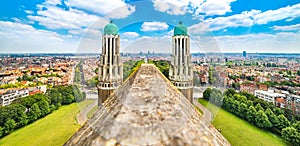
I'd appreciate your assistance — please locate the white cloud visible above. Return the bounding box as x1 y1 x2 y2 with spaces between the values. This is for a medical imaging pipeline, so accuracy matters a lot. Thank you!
141 21 169 31
65 0 135 19
44 0 62 5
28 6 105 30
196 0 236 16
190 3 300 32
272 24 300 31
153 0 187 15
189 10 260 33
152 0 236 17
122 32 139 38
0 21 79 53
12 18 22 23
253 3 300 24
24 10 34 14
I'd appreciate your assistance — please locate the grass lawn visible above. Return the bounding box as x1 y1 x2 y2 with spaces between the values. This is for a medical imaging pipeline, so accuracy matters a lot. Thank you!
0 100 92 146
76 99 94 110
198 99 288 146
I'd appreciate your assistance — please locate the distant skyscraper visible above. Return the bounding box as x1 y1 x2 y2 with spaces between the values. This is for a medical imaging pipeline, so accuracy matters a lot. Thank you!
169 22 193 103
243 51 247 57
97 21 123 105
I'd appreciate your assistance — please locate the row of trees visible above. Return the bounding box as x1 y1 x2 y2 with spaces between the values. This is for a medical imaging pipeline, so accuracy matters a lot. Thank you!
203 88 299 145
123 60 139 80
0 85 85 138
86 76 98 87
262 80 300 88
74 61 83 84
86 60 171 87
16 73 63 82
148 60 170 79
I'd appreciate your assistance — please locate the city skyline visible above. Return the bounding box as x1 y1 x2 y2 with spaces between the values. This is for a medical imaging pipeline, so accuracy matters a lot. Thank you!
1 0 300 53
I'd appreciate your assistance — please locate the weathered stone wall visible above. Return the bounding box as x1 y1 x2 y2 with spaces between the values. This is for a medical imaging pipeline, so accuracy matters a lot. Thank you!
179 88 193 103
97 88 114 105
65 64 230 146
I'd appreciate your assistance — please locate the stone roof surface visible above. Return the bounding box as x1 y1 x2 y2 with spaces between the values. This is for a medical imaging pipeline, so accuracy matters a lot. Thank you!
65 64 230 146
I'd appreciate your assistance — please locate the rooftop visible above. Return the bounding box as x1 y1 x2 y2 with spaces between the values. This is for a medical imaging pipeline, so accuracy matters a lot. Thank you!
65 64 229 146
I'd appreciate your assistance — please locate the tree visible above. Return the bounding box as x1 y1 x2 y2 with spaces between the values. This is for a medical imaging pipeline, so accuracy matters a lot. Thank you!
238 103 248 119
293 121 300 133
297 70 300 76
4 119 16 134
246 106 257 123
203 88 212 100
221 96 229 110
281 127 300 145
16 111 28 128
62 93 75 105
246 100 253 108
224 88 236 97
277 114 290 130
255 110 272 129
234 94 247 102
152 60 170 78
232 100 240 115
265 108 279 128
86 76 98 87
240 91 256 100
274 108 284 116
73 85 85 102
28 103 42 122
0 127 3 137
210 91 223 106
47 89 62 109
255 103 264 112
37 100 50 117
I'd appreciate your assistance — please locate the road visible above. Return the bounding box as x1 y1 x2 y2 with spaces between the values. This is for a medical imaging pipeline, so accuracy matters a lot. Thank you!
76 85 99 125
68 62 77 85
76 99 98 125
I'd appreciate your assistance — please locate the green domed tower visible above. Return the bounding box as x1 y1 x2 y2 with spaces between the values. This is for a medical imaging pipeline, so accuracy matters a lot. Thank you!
170 21 193 103
98 21 123 105
104 21 119 35
174 21 188 36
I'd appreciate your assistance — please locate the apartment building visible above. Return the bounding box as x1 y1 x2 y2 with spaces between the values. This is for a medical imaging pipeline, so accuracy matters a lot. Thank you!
0 89 29 106
255 89 300 115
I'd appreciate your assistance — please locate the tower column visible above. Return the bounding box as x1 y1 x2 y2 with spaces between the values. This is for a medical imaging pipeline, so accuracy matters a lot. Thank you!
98 22 123 106
169 22 193 103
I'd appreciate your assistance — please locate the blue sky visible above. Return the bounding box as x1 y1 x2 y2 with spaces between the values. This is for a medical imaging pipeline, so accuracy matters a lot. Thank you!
0 0 300 53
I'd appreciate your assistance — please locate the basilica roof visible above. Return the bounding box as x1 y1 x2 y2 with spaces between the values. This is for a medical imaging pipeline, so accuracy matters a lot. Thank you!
65 64 230 146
